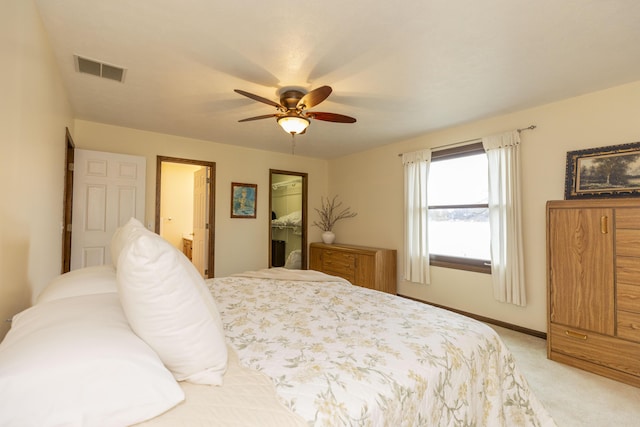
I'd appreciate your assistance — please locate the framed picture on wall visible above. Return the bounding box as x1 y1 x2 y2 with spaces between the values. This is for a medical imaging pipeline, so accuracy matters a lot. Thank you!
231 182 257 218
565 141 640 199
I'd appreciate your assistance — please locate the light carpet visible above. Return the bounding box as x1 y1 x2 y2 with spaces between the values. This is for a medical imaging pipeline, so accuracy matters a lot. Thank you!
491 325 640 427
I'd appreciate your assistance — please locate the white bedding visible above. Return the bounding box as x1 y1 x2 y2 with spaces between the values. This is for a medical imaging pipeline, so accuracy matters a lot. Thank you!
145 268 555 426
136 345 306 427
272 210 302 227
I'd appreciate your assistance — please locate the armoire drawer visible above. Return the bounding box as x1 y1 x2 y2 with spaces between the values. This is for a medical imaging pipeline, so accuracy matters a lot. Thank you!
616 229 640 257
615 208 640 229
549 323 640 378
617 283 640 313
617 311 640 343
616 257 640 286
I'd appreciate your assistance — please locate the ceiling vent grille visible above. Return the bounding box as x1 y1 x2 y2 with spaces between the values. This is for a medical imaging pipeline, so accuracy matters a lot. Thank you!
74 55 126 83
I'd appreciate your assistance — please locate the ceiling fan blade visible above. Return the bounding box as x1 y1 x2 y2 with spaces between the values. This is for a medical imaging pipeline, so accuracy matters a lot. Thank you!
238 114 279 122
234 89 282 109
297 86 332 109
307 112 357 123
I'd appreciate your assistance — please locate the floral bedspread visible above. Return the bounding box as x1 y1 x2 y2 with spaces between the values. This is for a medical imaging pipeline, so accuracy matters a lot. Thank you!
208 270 555 427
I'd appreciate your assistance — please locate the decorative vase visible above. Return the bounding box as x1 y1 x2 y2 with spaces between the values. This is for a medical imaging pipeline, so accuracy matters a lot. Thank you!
321 231 335 244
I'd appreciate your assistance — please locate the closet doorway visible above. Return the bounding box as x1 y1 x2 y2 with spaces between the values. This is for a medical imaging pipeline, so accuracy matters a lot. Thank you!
156 156 216 278
269 169 307 269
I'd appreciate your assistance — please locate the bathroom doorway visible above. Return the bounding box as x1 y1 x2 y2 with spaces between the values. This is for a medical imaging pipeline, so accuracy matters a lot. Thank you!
155 156 216 278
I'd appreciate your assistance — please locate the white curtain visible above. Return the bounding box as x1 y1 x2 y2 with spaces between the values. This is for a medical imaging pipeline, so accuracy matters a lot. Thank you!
482 131 526 306
402 149 431 284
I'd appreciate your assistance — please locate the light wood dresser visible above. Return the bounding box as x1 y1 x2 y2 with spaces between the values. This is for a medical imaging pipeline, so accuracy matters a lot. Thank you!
547 199 640 387
309 242 397 294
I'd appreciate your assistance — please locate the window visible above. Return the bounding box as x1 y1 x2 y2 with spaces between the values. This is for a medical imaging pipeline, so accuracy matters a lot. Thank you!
427 142 491 273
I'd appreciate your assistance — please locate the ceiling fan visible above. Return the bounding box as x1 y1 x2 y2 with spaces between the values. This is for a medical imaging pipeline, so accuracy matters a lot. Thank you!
234 86 356 135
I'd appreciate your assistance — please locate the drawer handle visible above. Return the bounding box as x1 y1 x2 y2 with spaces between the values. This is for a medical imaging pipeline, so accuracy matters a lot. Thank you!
565 330 588 340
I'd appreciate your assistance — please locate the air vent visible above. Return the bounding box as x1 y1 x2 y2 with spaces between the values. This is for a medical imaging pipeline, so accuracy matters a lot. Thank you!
74 55 126 83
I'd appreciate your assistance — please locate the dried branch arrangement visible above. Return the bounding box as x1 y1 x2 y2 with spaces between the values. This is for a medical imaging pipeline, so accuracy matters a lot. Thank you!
312 195 357 231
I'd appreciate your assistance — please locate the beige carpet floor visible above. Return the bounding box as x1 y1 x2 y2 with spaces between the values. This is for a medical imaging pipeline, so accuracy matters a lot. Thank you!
491 325 640 427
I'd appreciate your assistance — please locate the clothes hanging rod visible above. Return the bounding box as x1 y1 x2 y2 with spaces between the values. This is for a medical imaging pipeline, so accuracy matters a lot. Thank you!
397 125 537 157
271 178 302 190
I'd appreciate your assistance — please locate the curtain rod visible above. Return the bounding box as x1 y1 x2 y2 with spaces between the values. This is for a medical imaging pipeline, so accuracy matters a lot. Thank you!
397 125 537 157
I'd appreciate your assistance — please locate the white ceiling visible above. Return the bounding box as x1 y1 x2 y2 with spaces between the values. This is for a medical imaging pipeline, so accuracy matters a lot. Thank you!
35 0 640 159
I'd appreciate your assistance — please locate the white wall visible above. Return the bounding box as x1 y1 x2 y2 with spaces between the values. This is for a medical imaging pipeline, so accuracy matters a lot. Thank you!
5 0 640 340
72 120 329 277
0 0 74 339
329 80 640 333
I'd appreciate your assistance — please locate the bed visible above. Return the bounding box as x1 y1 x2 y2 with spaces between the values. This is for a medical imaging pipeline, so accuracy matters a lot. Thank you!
191 269 555 426
0 219 556 426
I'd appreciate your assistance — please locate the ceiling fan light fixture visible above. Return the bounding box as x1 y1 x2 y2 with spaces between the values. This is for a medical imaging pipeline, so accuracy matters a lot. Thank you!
277 116 310 135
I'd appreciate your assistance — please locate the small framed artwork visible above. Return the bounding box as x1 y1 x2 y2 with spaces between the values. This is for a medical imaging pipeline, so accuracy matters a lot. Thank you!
565 141 640 199
230 182 257 218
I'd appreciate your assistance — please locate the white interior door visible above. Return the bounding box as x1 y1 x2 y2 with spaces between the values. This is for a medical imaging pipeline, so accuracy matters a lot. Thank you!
192 167 208 277
71 149 146 269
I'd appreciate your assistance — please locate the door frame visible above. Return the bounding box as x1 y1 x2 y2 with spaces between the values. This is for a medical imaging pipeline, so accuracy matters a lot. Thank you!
61 127 75 273
156 156 216 278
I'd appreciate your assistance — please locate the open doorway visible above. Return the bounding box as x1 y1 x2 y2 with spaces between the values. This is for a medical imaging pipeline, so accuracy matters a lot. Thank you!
155 156 216 278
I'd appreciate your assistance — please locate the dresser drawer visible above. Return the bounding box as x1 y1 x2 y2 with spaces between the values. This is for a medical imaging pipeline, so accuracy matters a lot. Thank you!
617 283 640 313
616 229 640 257
618 311 640 343
549 323 640 377
323 250 355 270
324 269 355 284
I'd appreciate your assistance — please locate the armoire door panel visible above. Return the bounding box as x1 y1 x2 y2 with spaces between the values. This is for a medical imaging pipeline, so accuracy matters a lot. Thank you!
548 208 614 335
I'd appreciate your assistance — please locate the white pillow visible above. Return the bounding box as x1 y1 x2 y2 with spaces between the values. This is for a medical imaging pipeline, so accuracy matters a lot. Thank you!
110 217 148 265
36 265 117 304
0 293 184 427
117 231 228 385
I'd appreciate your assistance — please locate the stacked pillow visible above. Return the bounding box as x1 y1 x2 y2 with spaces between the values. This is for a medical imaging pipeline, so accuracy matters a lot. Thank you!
35 264 117 304
0 217 229 426
114 218 228 385
0 292 184 426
